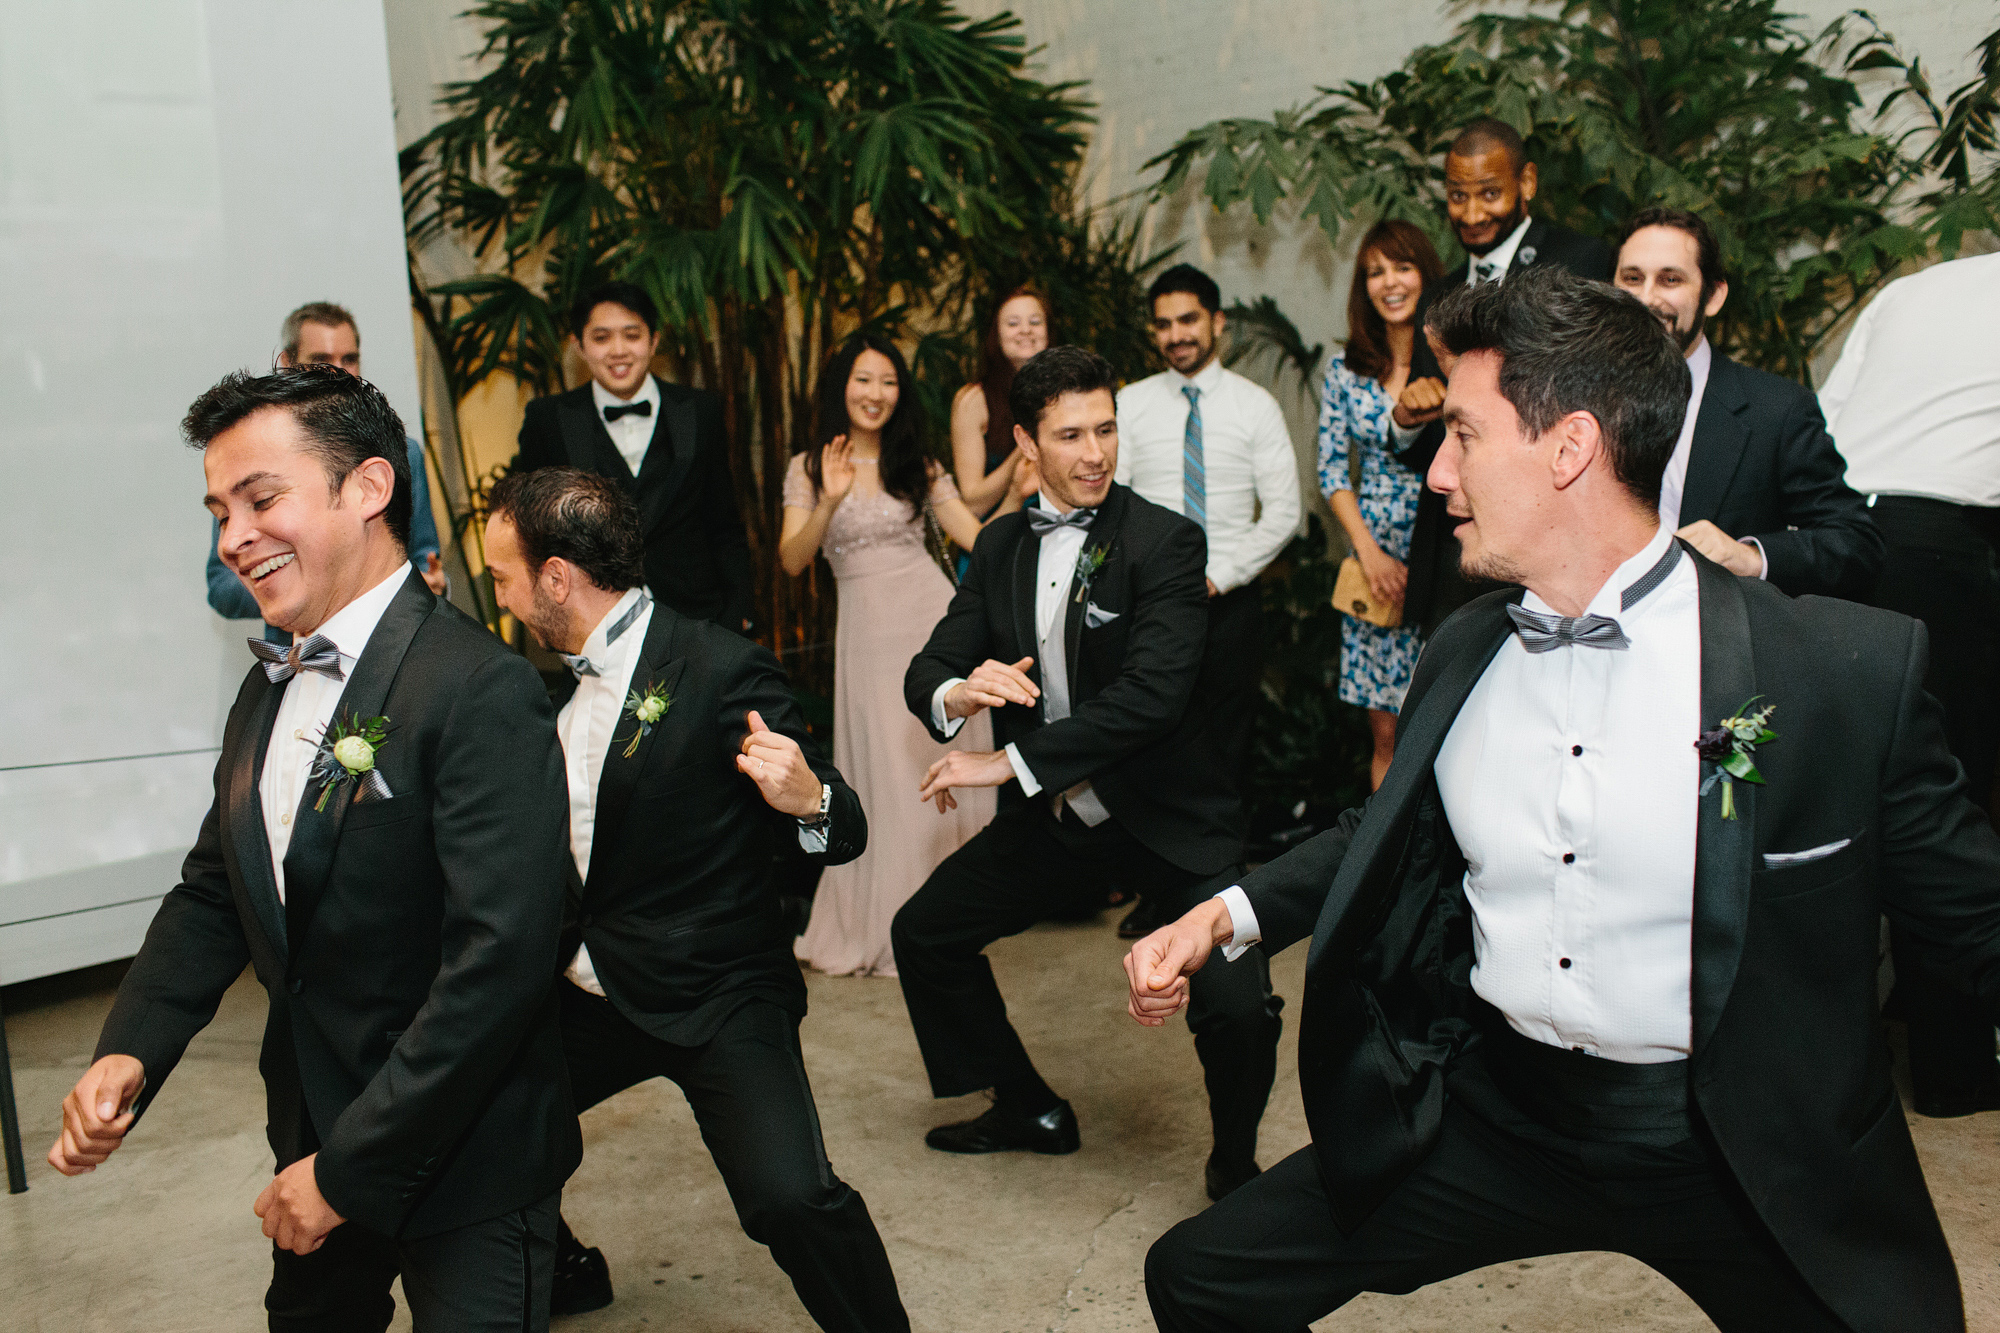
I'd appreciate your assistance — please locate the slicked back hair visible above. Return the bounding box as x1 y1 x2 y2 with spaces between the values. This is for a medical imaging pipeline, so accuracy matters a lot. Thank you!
1009 345 1117 436
1449 118 1528 176
1425 266 1690 509
184 365 412 550
570 280 659 339
487 467 646 593
280 301 358 360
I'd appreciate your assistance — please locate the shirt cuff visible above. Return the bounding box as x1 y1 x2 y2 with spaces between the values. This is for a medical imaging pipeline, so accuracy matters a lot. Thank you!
1005 742 1041 796
796 823 829 853
1215 886 1261 962
1740 535 1769 580
931 678 968 738
1389 417 1422 448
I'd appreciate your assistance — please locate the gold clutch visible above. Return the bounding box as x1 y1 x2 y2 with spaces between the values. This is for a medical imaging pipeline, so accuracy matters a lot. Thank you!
1333 556 1402 628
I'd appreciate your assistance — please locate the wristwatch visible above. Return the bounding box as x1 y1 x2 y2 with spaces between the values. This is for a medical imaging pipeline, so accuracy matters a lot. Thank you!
797 783 833 833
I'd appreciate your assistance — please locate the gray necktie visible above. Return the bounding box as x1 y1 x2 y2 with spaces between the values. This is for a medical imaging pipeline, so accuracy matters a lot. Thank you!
249 633 344 684
1474 259 1500 284
1181 385 1206 530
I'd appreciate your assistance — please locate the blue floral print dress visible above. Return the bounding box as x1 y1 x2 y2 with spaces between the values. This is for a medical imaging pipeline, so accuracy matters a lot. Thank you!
1317 357 1423 713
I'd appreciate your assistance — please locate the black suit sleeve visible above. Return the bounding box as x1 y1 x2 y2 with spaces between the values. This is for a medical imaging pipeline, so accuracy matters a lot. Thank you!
312 651 570 1231
1011 520 1210 794
512 398 563 474
905 528 1000 741
1236 802 1370 956
1746 391 1883 598
93 755 253 1117
1876 619 2000 1022
694 392 755 630
720 640 866 866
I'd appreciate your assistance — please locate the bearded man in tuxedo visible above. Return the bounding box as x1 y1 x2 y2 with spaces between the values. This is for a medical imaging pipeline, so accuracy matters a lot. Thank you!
51 366 578 1331
1130 267 2000 1333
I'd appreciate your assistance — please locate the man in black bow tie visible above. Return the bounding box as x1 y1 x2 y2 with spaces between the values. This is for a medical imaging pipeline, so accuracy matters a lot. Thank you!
895 346 1284 1202
1132 267 2000 1333
512 281 755 632
53 366 578 1330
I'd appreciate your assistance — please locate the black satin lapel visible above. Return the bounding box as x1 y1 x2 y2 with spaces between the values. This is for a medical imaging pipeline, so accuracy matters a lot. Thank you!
561 392 637 487
1690 547 1756 1060
1677 357 1751 524
636 387 696 535
1010 527 1039 676
588 623 691 892
1306 594 1516 974
227 672 288 956
284 573 432 957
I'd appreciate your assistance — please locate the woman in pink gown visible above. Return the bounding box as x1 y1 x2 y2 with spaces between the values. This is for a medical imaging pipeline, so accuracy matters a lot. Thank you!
779 335 1024 976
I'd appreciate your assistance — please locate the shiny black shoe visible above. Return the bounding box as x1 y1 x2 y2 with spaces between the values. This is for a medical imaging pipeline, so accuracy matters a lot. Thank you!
1914 1081 2000 1118
926 1098 1080 1154
1205 1153 1261 1202
551 1238 614 1316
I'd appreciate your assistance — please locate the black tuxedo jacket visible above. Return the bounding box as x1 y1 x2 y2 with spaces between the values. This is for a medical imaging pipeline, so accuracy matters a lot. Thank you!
514 376 754 629
553 605 864 1047
904 483 1241 875
1238 546 2000 1333
1679 349 1883 598
96 573 580 1239
1400 218 1618 633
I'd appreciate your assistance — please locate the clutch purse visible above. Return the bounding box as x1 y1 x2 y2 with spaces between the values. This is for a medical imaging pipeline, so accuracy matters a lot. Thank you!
1333 555 1402 628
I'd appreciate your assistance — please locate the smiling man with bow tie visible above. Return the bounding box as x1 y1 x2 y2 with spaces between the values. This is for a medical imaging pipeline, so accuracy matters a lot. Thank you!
1129 267 2000 1333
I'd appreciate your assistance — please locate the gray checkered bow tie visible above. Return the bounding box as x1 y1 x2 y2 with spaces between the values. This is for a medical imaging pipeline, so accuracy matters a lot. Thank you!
1505 605 1630 653
248 633 345 683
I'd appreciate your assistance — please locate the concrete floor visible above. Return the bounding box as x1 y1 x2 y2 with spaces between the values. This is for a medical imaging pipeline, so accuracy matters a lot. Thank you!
3 915 1996 1332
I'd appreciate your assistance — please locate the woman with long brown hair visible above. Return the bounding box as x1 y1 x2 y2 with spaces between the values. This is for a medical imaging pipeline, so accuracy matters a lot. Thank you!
1318 219 1445 789
948 286 1051 515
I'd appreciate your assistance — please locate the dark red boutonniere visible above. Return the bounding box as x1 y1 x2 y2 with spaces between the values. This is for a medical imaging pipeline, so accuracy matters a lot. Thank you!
1695 697 1777 821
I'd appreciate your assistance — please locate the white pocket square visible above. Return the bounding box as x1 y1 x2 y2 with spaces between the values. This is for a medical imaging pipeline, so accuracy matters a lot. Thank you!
1762 837 1851 869
1084 603 1120 628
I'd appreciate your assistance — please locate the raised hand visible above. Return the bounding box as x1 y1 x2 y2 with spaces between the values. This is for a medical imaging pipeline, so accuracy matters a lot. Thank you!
254 1153 345 1255
944 657 1038 721
821 434 858 502
49 1053 145 1175
1123 898 1234 1026
1391 375 1447 429
1675 520 1763 577
737 709 823 817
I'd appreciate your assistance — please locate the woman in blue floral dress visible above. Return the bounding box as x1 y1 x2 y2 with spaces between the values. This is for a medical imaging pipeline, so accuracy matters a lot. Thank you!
1317 219 1445 788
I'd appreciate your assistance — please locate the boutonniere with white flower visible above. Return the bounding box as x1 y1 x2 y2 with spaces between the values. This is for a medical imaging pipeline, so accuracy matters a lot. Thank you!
1073 542 1109 604
1695 697 1776 821
617 679 672 759
310 711 392 811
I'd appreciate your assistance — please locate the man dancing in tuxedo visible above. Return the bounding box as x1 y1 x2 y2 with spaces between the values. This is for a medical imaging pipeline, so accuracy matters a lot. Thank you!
896 346 1284 1202
1130 267 2000 1333
482 467 910 1331
52 366 579 1330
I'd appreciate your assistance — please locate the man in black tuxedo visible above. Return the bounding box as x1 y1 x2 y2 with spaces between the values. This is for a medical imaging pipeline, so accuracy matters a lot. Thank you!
1614 206 1881 598
895 346 1283 1203
52 367 579 1331
1396 118 1618 635
512 280 754 632
482 467 909 1331
1130 268 2000 1333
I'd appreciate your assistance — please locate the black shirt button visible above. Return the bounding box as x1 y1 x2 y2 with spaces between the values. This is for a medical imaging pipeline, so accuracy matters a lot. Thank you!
1562 852 1576 864
1559 957 1572 969
1571 745 1583 756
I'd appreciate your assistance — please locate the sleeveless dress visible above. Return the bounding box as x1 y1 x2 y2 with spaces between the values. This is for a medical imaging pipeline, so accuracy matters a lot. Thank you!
785 454 996 976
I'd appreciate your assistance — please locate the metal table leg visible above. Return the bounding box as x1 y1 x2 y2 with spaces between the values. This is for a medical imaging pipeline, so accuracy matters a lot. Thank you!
0 988 27 1193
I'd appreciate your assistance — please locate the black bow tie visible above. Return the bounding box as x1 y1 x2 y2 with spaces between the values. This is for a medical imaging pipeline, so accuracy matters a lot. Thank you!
603 400 652 422
1027 506 1096 535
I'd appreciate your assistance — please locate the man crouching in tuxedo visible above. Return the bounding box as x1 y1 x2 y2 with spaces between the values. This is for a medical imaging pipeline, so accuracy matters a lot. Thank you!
1130 267 2000 1333
896 346 1284 1202
52 366 579 1330
482 467 910 1331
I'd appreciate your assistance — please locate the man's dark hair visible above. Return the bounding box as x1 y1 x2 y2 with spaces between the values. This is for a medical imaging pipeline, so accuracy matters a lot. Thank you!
183 365 412 549
280 301 358 359
570 281 660 339
487 467 646 593
1009 345 1118 435
1147 263 1222 315
1449 118 1528 175
1616 206 1725 298
1426 266 1690 508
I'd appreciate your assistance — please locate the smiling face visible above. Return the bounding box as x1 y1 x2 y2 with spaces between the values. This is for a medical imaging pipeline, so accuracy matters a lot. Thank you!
203 407 396 635
1445 147 1535 257
1150 291 1222 376
1015 387 1117 511
995 294 1050 367
1427 350 1555 585
1363 249 1425 327
1614 224 1727 354
574 301 661 399
844 348 900 443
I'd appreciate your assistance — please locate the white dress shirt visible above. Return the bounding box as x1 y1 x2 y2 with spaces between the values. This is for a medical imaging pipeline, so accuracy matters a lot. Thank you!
1221 525 1701 1063
1115 360 1301 592
1465 215 1534 284
591 375 663 477
1819 252 2000 507
1657 336 1714 529
260 566 414 902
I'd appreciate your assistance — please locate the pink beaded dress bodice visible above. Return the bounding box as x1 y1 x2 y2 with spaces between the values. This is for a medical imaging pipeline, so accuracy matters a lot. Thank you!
783 453 960 581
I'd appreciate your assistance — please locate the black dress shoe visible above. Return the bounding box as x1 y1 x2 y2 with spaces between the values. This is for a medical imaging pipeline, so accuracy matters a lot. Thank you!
1914 1081 2000 1118
926 1098 1080 1154
1205 1153 1261 1202
551 1239 614 1316
1118 895 1171 940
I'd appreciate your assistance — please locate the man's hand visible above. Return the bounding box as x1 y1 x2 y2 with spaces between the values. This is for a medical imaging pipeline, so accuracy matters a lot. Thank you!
420 552 447 595
49 1054 145 1175
1206 578 1221 598
254 1153 345 1256
738 709 823 817
1675 520 1762 576
1391 376 1447 429
944 657 1039 721
917 749 1016 813
1124 899 1236 1026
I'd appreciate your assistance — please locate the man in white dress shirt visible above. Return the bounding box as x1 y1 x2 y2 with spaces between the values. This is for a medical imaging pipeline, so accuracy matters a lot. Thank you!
1128 267 2000 1333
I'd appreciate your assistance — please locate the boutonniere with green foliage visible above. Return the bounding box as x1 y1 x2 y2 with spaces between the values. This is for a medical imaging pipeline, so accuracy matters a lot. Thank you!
310 711 392 811
1073 542 1109 604
1695 697 1776 821
617 679 672 759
